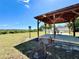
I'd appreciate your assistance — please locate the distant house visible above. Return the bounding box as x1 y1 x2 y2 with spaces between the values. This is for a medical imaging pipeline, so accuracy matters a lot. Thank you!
47 26 68 34
57 26 69 33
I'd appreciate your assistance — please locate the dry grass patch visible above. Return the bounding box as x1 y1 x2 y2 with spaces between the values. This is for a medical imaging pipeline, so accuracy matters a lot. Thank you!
0 32 44 59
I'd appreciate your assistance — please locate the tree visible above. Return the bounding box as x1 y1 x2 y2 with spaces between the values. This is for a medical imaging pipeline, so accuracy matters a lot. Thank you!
66 17 79 32
39 24 52 31
75 17 79 31
67 22 73 34
75 17 79 27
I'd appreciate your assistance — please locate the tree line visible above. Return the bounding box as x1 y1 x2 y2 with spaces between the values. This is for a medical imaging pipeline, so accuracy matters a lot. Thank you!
0 29 37 35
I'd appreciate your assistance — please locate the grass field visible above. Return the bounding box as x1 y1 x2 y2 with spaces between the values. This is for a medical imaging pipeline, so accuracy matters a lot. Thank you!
0 32 44 59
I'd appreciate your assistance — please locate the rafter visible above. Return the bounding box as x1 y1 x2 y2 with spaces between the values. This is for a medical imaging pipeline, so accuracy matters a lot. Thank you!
71 10 79 15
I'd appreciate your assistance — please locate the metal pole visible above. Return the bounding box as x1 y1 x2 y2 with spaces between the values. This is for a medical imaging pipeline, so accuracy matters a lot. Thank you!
29 26 31 38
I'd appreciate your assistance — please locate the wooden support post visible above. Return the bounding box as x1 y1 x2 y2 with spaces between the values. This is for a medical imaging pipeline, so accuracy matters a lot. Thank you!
72 19 76 37
53 14 56 38
37 20 40 38
69 21 71 35
45 23 46 34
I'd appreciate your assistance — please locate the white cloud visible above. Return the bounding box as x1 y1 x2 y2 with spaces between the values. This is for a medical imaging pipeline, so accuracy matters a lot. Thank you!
25 4 30 8
19 0 30 8
23 0 30 3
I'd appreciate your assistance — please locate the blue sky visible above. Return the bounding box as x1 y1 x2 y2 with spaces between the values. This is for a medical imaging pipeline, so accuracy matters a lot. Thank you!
0 0 79 29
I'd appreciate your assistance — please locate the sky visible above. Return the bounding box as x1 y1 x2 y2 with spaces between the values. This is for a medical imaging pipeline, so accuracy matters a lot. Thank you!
0 0 79 29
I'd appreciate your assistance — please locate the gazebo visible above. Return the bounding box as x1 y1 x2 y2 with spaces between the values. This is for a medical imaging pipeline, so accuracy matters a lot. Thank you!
34 3 79 38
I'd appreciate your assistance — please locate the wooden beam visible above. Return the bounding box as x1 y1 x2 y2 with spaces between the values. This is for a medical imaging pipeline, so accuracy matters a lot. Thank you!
71 10 79 15
47 7 79 16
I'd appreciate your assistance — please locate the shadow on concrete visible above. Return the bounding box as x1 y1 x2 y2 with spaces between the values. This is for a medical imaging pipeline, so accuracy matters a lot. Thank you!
14 37 79 59
14 38 39 58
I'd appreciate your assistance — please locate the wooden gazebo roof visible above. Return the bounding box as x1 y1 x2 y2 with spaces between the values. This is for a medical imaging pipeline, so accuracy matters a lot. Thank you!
35 3 79 24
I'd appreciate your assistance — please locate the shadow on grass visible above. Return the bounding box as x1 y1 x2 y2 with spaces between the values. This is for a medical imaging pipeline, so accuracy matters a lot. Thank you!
14 38 39 58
